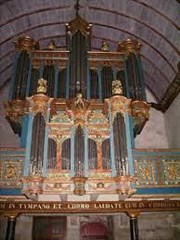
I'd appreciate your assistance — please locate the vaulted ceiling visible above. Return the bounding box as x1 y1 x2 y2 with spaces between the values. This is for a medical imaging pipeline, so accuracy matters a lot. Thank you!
0 0 179 101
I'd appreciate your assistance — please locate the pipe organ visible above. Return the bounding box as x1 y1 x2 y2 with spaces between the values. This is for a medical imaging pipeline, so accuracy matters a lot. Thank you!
5 15 150 200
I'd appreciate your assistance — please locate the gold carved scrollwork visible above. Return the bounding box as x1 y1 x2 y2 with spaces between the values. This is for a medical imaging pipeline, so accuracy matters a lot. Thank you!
66 16 91 36
27 94 52 116
72 176 87 196
131 101 150 122
4 99 27 123
66 95 91 127
167 163 179 180
114 175 137 196
48 127 71 143
22 175 44 197
106 95 131 119
5 164 17 180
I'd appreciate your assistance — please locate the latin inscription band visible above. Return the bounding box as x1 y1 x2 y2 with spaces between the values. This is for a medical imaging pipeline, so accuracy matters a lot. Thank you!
0 200 180 215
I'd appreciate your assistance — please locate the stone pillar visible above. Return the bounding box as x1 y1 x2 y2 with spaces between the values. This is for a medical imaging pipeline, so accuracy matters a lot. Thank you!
5 215 17 240
127 212 140 240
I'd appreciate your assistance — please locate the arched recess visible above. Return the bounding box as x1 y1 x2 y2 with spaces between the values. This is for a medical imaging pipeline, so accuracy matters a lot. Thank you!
88 139 97 169
102 138 111 169
62 138 71 170
81 222 109 240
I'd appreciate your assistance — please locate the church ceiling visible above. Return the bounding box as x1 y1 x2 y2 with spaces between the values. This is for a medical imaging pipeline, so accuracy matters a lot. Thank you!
0 0 179 101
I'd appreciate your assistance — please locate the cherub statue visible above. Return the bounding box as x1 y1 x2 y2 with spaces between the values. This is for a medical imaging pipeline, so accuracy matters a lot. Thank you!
75 93 84 108
112 80 123 95
37 78 47 94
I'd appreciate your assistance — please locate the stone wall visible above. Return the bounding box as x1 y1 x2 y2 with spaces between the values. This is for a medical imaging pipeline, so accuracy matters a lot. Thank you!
135 90 169 148
1 212 180 240
113 212 180 240
165 93 180 148
0 85 20 147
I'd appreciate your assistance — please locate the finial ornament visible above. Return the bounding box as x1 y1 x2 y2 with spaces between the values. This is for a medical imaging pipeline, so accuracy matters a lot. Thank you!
112 80 123 95
37 78 47 94
47 40 56 50
75 0 80 17
101 40 110 52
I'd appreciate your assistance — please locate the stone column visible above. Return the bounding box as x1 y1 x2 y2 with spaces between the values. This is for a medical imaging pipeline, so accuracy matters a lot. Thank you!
5 215 17 240
127 212 140 240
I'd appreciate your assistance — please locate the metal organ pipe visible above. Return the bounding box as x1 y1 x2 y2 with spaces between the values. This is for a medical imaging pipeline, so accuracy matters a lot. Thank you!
30 113 45 173
113 113 128 176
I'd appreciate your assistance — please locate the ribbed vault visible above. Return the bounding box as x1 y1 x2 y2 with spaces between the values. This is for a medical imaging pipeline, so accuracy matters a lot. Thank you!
0 0 179 101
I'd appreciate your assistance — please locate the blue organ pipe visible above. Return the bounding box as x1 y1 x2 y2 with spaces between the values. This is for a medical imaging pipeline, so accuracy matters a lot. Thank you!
109 111 116 176
43 105 51 176
24 114 34 176
125 113 134 176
